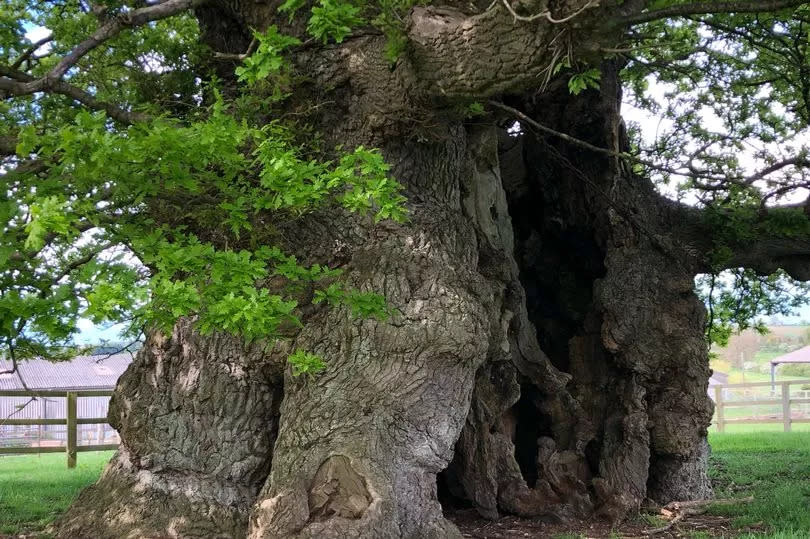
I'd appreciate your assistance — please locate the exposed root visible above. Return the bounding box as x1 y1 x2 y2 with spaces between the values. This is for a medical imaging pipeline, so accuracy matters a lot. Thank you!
642 497 754 536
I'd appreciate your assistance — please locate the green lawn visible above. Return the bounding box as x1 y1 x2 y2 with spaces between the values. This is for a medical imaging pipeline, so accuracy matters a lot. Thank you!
1 437 810 537
708 432 810 538
0 451 113 535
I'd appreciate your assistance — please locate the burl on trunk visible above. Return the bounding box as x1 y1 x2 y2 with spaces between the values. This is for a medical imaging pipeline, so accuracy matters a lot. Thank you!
54 2 713 537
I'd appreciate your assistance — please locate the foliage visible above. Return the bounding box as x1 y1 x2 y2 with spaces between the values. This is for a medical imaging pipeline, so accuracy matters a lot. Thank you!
235 26 300 87
780 362 810 377
288 349 328 376
697 270 810 347
3 0 810 370
308 0 365 43
567 68 601 96
615 3 810 347
0 2 408 376
623 3 810 206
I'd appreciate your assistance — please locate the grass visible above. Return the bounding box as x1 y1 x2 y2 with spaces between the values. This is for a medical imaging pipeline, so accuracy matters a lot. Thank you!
0 451 113 535
707 432 810 537
1 436 810 537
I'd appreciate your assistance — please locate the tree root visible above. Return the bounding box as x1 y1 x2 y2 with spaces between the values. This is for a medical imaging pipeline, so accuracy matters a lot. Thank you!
642 496 754 536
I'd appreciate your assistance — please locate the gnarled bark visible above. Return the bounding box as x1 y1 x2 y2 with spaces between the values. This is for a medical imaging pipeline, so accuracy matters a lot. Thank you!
441 67 713 523
55 319 283 538
55 3 719 538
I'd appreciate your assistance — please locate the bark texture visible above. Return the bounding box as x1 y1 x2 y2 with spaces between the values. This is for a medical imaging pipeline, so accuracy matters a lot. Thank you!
55 319 283 538
55 2 717 537
440 66 713 524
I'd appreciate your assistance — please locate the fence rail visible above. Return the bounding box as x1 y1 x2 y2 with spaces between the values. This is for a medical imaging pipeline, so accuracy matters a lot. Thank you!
713 379 810 432
0 389 116 467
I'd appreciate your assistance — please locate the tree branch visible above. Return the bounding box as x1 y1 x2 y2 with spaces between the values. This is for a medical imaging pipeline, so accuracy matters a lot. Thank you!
667 201 810 280
47 0 207 81
489 100 618 156
619 0 807 26
406 2 600 98
0 65 151 125
745 157 810 185
10 34 54 71
4 0 206 96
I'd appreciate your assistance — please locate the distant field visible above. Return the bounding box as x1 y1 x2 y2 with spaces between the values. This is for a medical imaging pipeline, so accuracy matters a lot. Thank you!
709 422 810 434
0 451 113 535
753 350 785 363
724 370 807 384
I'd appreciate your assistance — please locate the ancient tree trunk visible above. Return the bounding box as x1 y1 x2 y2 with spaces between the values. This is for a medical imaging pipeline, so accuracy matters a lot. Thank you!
55 320 284 538
440 68 713 524
56 3 715 537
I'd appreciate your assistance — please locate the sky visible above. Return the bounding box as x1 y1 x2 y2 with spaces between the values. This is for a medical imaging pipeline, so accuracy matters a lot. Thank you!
75 319 128 344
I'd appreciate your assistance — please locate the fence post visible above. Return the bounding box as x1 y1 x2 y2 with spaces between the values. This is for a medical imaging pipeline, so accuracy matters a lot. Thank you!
714 386 725 433
782 382 791 433
66 392 77 468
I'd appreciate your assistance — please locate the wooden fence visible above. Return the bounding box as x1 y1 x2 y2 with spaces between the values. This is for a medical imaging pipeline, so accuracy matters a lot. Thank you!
0 389 118 467
713 379 810 432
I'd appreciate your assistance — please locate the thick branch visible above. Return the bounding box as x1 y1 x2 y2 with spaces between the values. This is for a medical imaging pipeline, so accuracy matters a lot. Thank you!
746 157 810 185
406 2 603 98
0 65 150 125
665 201 810 280
0 135 17 157
619 0 807 26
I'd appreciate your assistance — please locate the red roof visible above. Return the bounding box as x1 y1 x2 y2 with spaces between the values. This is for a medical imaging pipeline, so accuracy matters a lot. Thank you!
770 345 810 365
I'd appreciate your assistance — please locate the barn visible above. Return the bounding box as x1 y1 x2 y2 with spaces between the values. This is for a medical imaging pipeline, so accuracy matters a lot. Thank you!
0 354 132 450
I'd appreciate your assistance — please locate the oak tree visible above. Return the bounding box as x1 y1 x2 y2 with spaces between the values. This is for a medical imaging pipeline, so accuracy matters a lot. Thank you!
2 0 810 536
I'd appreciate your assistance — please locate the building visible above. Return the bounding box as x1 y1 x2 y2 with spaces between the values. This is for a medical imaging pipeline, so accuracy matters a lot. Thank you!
0 354 133 449
708 371 729 400
770 345 810 386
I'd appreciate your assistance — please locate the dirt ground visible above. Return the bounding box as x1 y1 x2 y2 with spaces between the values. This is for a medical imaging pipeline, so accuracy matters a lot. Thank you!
450 509 765 538
0 512 765 539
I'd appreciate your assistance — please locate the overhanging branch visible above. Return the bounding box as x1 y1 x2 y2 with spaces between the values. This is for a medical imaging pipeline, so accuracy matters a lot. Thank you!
0 65 151 125
406 2 602 98
8 0 207 96
619 0 807 26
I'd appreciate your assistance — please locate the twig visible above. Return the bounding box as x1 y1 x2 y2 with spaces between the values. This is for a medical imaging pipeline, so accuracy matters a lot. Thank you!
213 37 258 61
618 0 806 26
94 333 143 363
11 34 54 70
1 397 37 426
643 497 754 535
500 0 598 24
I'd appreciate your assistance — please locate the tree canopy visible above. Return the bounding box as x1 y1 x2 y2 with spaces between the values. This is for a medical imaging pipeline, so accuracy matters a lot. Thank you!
2 0 810 370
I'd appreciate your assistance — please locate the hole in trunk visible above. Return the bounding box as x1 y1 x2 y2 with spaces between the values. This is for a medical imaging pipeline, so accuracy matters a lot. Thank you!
498 126 608 376
436 470 474 512
512 383 553 488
